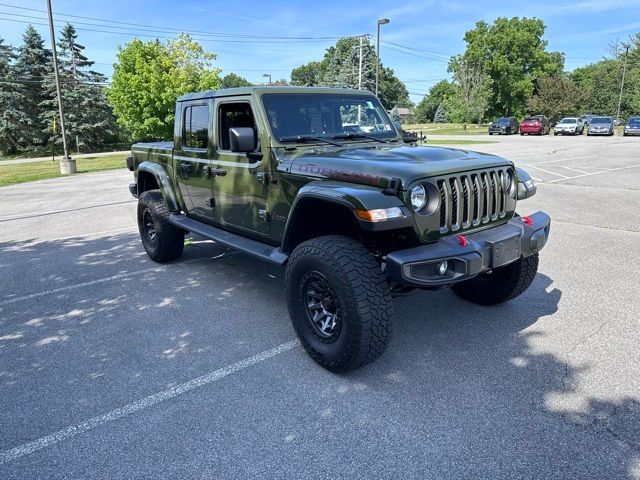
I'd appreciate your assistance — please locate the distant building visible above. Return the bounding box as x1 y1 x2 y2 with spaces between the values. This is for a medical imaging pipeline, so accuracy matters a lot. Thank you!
389 106 414 123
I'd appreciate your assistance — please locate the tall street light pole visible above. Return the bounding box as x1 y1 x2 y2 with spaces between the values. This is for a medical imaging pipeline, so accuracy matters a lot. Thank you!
46 0 75 174
616 46 629 122
376 18 389 97
262 73 272 85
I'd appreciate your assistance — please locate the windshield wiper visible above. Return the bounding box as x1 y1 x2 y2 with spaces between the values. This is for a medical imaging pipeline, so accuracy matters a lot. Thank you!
279 135 342 146
332 132 389 143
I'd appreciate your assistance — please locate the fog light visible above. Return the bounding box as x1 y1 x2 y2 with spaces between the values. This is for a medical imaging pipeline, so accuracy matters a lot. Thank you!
438 260 448 276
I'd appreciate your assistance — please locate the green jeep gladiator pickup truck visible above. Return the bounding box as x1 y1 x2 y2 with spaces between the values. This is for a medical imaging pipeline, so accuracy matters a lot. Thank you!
126 86 549 371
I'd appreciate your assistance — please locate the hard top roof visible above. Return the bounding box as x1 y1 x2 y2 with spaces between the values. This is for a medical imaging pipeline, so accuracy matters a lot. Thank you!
177 86 374 102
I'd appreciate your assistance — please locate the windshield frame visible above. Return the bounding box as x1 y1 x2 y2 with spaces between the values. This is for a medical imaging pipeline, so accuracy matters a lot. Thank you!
261 92 401 146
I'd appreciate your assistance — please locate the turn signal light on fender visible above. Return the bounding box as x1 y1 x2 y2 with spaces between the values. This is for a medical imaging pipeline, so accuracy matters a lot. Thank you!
522 215 533 226
456 234 468 247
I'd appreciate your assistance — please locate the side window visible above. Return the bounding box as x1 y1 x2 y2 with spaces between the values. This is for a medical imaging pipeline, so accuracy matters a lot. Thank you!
183 104 209 149
218 102 256 151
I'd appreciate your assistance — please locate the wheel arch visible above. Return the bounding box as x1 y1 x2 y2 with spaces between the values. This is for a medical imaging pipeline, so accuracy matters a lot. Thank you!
136 162 180 212
281 181 412 254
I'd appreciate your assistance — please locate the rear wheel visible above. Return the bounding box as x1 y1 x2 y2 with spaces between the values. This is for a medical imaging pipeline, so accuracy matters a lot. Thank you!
285 235 393 372
137 190 185 263
452 253 539 306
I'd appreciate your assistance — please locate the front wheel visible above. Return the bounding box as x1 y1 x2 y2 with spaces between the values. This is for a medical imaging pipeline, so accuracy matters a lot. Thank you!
285 235 393 372
137 190 185 263
452 253 539 306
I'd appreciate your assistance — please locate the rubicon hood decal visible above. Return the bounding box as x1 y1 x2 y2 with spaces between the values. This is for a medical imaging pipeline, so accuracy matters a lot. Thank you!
280 144 511 188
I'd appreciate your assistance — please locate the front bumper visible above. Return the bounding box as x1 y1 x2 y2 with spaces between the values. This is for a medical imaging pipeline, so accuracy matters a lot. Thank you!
385 211 550 288
624 129 640 136
588 129 611 135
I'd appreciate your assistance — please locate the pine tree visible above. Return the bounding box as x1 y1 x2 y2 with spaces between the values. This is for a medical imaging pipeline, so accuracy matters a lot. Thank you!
14 25 50 149
41 23 116 151
0 36 24 154
433 104 447 123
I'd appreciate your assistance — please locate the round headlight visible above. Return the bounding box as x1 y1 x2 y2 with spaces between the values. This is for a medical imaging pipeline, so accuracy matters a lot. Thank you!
410 184 427 211
503 170 515 197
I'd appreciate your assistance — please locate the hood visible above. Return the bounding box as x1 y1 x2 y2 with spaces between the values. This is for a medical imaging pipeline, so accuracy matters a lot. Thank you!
278 144 511 189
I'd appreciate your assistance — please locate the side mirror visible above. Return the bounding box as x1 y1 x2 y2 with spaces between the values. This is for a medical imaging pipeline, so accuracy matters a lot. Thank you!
229 127 255 153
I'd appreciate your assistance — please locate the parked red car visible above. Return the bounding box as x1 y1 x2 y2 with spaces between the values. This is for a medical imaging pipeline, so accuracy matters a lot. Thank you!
520 115 550 135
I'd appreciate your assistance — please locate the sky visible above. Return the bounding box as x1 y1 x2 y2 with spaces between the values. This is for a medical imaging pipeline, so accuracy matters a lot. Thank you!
1 0 638 104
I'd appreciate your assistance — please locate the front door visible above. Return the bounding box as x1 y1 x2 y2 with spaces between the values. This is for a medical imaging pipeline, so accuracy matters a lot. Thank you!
210 98 270 235
174 100 212 220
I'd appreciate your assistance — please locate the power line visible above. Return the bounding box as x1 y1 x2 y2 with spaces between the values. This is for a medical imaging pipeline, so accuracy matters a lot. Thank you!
0 3 343 41
382 41 452 59
0 15 337 44
380 44 449 63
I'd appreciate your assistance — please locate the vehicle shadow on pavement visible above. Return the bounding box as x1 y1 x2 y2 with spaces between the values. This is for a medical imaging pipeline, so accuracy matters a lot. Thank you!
0 234 638 478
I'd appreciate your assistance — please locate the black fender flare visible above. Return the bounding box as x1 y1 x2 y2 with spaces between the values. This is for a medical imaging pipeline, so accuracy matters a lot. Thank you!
136 161 181 212
281 181 413 252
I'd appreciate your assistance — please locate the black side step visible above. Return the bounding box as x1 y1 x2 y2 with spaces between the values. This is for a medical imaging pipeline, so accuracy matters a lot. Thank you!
168 214 288 265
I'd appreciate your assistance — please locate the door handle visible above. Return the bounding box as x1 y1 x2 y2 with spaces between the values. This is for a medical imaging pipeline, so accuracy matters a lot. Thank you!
211 167 227 177
179 162 193 172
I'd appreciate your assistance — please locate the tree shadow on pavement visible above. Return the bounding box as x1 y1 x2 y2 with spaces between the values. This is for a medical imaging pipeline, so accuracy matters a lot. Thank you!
0 234 638 479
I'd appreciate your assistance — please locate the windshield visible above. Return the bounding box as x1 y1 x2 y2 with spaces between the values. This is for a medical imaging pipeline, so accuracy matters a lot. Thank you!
262 93 397 143
495 118 510 124
559 118 577 124
591 117 612 124
627 117 640 125
523 118 539 124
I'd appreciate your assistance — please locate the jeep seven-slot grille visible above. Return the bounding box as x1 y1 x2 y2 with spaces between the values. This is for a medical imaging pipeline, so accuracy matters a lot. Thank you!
436 169 508 233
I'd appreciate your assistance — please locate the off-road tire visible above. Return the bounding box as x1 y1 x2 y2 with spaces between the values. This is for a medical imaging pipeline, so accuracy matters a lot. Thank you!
137 190 184 263
452 253 539 306
285 235 393 372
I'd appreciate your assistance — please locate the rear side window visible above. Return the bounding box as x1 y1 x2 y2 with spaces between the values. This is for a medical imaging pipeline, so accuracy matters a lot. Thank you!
183 104 209 149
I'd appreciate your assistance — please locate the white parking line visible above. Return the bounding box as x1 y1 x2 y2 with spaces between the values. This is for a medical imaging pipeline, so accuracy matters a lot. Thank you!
0 252 235 307
0 339 300 465
524 164 569 178
528 155 597 166
560 166 589 174
547 164 640 183
0 227 138 246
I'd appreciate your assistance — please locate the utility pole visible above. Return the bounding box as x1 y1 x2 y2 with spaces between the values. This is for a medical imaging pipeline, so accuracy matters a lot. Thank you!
616 45 629 121
46 0 75 174
358 35 363 90
376 18 389 97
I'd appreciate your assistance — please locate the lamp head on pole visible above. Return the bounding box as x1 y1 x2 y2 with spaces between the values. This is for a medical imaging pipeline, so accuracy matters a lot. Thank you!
377 18 390 26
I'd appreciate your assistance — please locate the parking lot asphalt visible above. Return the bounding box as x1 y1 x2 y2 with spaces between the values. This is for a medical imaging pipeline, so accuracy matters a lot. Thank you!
1 134 639 479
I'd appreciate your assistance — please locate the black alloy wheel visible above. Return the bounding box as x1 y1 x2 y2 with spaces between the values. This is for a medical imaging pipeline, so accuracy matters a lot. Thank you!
302 271 342 342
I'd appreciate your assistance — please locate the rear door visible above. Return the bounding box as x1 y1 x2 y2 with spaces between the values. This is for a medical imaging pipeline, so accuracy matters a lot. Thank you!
174 100 213 220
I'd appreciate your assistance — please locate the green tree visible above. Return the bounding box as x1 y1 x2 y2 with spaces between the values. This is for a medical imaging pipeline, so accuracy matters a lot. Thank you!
290 37 410 109
40 24 117 151
413 80 456 123
456 17 564 118
109 33 221 140
220 73 252 88
291 61 324 86
526 75 587 122
571 34 640 117
0 36 24 154
433 104 447 123
13 25 50 149
445 59 492 126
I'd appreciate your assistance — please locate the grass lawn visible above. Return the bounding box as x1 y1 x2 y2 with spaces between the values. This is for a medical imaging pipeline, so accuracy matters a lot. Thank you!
421 139 497 146
403 123 489 135
0 154 127 187
0 143 131 161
